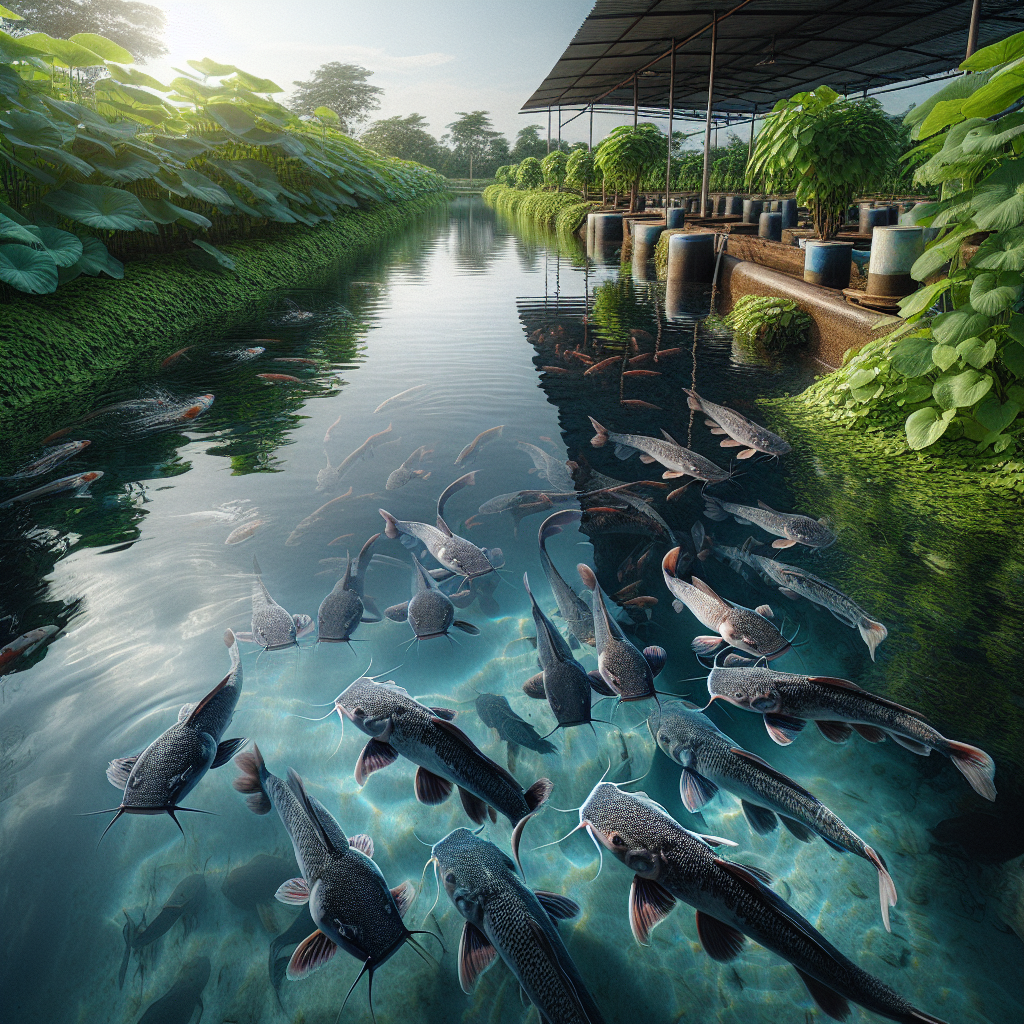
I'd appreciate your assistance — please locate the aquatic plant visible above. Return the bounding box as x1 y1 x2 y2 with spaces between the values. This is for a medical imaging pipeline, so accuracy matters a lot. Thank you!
515 156 543 190
594 124 665 213
723 295 812 353
810 29 1024 462
540 149 567 191
747 88 900 239
564 147 597 200
482 183 595 233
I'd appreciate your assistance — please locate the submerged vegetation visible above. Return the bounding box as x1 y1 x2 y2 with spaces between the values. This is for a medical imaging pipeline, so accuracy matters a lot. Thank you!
723 295 812 354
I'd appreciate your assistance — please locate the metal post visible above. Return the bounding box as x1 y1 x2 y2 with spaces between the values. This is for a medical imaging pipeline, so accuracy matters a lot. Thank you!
547 108 551 154
666 39 676 211
700 17 717 218
633 74 638 127
589 104 593 151
747 103 758 163
557 106 561 151
966 0 981 58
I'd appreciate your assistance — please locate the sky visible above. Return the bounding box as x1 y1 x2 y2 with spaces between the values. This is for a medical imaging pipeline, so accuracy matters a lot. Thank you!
144 0 950 149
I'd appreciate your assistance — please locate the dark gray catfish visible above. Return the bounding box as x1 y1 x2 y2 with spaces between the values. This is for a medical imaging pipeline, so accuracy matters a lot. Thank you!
432 828 606 1024
234 745 431 1004
384 553 479 641
577 564 665 702
662 547 791 660
684 389 791 458
517 441 576 491
222 853 295 912
650 703 897 930
379 472 497 581
95 630 247 839
136 956 210 1024
705 495 835 550
706 665 996 801
578 782 947 1024
386 444 432 490
538 509 595 648
475 690 557 754
334 676 552 865
237 556 314 650
317 532 382 644
521 571 596 734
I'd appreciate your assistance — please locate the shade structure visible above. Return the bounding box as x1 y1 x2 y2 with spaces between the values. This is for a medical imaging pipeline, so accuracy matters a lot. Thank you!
521 0 1024 117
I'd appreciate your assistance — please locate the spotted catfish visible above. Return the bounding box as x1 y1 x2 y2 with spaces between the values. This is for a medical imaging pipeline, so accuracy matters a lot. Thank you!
538 509 595 648
92 630 247 840
237 556 314 650
317 533 382 646
577 782 947 1024
431 828 606 1024
384 553 479 642
662 547 791 661
516 441 576 491
649 703 897 930
704 495 835 551
684 389 791 458
705 664 996 801
333 677 552 866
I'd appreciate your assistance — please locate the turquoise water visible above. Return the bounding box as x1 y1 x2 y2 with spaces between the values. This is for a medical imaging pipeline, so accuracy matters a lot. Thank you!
0 197 1019 1024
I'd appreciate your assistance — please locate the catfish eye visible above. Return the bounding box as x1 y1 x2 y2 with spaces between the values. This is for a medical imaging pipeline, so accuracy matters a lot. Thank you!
353 706 365 717
734 692 744 699
445 872 456 885
394 707 405 716
611 833 625 847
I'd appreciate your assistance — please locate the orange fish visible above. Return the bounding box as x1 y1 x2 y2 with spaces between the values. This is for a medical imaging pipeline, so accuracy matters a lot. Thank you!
621 400 662 410
541 366 570 375
583 356 621 377
622 369 661 377
327 533 355 546
628 353 653 366
40 427 72 444
654 347 683 359
273 357 317 366
623 595 658 608
161 347 191 369
257 373 301 383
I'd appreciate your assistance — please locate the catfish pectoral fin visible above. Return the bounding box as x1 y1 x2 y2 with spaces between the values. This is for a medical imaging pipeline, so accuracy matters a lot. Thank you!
458 786 488 824
354 738 399 785
696 911 746 961
415 767 454 805
629 875 676 945
522 672 546 699
212 737 248 768
287 930 338 980
794 968 851 1022
458 921 497 994
680 767 718 813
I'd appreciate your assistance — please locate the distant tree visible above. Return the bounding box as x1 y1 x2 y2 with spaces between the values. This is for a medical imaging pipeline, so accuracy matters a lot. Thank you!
516 156 543 190
360 113 442 167
565 148 597 199
291 62 382 132
595 124 665 212
445 110 501 180
511 124 547 162
486 133 510 168
541 150 567 191
5 0 166 61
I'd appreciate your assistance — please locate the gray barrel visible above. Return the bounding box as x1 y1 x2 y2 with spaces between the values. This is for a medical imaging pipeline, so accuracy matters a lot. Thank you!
586 213 598 253
666 207 686 229
667 232 715 284
804 240 854 289
859 206 889 234
779 199 798 229
632 223 664 280
742 199 763 224
867 225 926 296
592 213 624 245
725 196 743 216
758 211 783 242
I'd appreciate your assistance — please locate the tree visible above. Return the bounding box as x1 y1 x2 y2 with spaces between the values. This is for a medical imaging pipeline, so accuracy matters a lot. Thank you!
5 0 166 61
595 124 665 213
747 87 900 239
445 110 501 180
291 62 382 132
541 150 567 190
565 148 597 199
511 124 547 162
360 113 441 168
515 157 543 190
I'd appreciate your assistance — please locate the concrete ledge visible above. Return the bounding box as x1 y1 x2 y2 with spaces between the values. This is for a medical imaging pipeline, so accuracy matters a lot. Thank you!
718 255 883 368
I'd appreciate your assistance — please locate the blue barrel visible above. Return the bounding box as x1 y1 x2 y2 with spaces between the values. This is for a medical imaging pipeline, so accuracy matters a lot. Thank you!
632 223 664 280
666 207 686 229
667 232 715 284
859 206 888 234
867 225 925 297
725 196 743 216
742 199 763 223
758 211 783 242
779 199 798 229
804 240 854 289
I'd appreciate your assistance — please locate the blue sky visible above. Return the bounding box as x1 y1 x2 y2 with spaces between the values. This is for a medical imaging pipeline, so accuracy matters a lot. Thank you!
148 0 947 147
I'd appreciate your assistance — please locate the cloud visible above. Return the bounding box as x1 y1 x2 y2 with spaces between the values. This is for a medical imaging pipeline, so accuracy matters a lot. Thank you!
331 47 455 72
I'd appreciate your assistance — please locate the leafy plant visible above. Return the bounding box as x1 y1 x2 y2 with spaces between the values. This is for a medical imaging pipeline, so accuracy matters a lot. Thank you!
515 156 543 190
747 88 900 239
565 148 597 199
594 124 665 213
289 62 381 131
723 295 812 353
541 149 567 191
493 163 517 187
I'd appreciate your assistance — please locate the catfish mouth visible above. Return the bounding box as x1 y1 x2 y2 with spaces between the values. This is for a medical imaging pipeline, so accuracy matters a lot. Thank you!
261 640 298 651
413 631 448 640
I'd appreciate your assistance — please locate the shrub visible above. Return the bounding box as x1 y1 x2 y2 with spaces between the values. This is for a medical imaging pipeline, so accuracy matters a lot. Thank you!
565 149 597 199
541 150 568 190
594 125 665 212
515 157 544 190
724 295 812 353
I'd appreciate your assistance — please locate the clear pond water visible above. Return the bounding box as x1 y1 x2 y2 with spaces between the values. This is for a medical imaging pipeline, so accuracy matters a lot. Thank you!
0 197 1020 1024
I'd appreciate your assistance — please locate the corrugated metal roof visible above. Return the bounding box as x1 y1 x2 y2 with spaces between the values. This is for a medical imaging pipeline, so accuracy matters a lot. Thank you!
521 0 1024 116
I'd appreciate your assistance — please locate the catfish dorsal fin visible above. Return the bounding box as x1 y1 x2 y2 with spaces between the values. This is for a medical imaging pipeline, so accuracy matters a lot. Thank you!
435 514 454 538
286 768 347 853
689 577 725 604
807 677 929 720
728 748 819 802
184 672 233 726
757 499 778 513
660 429 683 447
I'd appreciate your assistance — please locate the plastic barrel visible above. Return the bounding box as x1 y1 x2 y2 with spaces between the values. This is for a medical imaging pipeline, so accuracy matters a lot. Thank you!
666 208 686 229
859 206 888 234
779 199 798 229
804 240 854 289
758 211 783 242
742 199 763 224
667 232 715 284
632 223 664 280
725 196 743 216
592 213 623 245
867 225 925 297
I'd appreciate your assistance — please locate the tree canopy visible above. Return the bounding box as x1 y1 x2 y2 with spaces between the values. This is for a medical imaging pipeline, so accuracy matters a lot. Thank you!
290 62 382 131
444 110 502 179
361 113 442 167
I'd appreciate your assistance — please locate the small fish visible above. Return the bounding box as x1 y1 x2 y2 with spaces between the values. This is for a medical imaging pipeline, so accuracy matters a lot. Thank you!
160 347 191 369
121 874 207 986
581 503 676 548
40 426 72 444
273 357 318 365
258 373 301 383
237 557 313 650
653 347 682 359
269 909 315 1004
138 394 214 428
286 488 353 546
577 564 665 703
684 389 791 458
136 956 210 1024
650 703 897 930
229 346 266 360
629 327 654 346
704 496 835 550
577 783 948 1024
327 533 355 545
589 418 730 489
517 442 575 491
662 547 791 660
586 469 677 544
385 552 478 641
623 596 657 608
431 829 606 1024
542 365 571 375
225 519 264 545
0 624 59 674
1 440 90 481
318 424 394 492
705 665 996 800
622 369 661 378
538 510 595 648
94 630 246 840
324 414 342 445
584 356 621 376
621 399 662 410
333 677 552 863
318 533 382 644
373 383 430 414
386 445 432 490
233 746 428 1010
455 424 505 466
0 470 103 509
476 690 556 753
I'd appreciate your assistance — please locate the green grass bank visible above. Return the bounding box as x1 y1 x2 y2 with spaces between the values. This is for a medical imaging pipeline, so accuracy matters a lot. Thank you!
0 192 449 421
482 183 596 237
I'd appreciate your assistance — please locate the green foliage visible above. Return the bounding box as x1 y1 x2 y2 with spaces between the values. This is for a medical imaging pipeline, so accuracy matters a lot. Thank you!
565 147 597 198
444 110 502 180
673 133 748 192
493 163 517 187
360 113 443 168
0 30 447 297
289 62 382 131
747 87 900 239
511 124 552 163
723 294 812 353
515 156 543 190
541 149 567 190
482 182 596 234
594 123 664 212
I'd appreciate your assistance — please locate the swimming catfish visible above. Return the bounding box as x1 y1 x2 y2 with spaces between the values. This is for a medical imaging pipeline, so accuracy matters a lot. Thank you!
538 510 595 648
705 664 996 801
386 445 432 490
233 745 433 1011
1 439 91 481
136 956 211 1024
577 782 947 1024
431 828 606 1024
517 441 576 491
684 389 791 458
317 533 381 645
455 425 504 466
475 691 557 756
318 424 394 492
577 564 666 703
94 630 247 840
704 495 835 550
333 676 552 865
0 470 103 509
237 556 314 650
649 703 897 930
662 547 791 661
384 553 479 642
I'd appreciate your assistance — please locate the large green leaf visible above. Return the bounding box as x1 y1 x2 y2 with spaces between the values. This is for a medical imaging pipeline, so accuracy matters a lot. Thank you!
168 75 228 103
961 58 1024 119
0 243 57 293
19 32 105 69
148 134 209 161
961 111 1024 156
89 149 163 182
206 103 258 136
932 367 993 409
190 238 236 271
25 224 83 267
42 182 157 232
971 157 1024 231
956 336 997 368
1 212 41 245
105 63 169 91
974 394 1021 434
905 71 993 138
905 406 954 449
69 33 132 63
0 145 56 184
897 279 951 318
75 234 123 278
188 57 241 78
34 145 95 176
972 226 1024 270
970 271 1023 315
139 197 213 230
931 307 991 346
0 108 64 148
891 335 936 376
227 70 283 94
0 4 24 19
961 29 1024 71
159 167 232 205
0 28 51 68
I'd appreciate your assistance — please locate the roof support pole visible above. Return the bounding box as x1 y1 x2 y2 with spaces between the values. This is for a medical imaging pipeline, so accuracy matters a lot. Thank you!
547 108 551 153
589 104 593 152
966 0 981 58
700 16 718 218
633 73 638 127
747 103 758 164
558 106 561 150
666 38 676 211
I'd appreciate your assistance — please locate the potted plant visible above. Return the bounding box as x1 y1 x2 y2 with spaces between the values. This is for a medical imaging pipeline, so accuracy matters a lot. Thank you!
595 124 665 213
